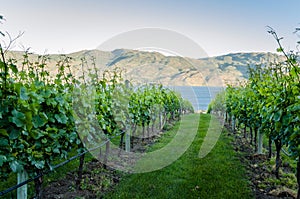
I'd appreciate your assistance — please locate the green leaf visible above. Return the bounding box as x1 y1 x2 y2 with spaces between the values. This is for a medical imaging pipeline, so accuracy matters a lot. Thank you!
0 129 9 137
22 131 28 136
276 47 283 53
0 155 7 167
53 148 60 153
290 104 300 112
55 96 65 105
20 87 29 100
45 147 51 152
41 138 47 144
32 115 43 128
42 89 52 98
32 113 47 128
9 160 23 173
9 129 21 140
9 64 18 74
11 109 26 127
33 160 45 169
46 98 57 106
40 112 48 121
25 112 33 131
26 145 33 152
55 113 68 124
0 138 9 147
14 82 21 93
273 110 282 122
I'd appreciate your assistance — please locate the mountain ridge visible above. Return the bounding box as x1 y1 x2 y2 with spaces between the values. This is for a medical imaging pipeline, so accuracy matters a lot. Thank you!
5 49 284 86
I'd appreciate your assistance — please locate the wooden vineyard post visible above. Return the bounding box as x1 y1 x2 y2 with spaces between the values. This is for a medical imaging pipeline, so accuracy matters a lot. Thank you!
76 154 85 189
125 130 130 152
104 141 110 169
297 156 300 199
98 148 102 160
17 169 28 199
232 116 236 133
159 113 163 130
257 129 263 154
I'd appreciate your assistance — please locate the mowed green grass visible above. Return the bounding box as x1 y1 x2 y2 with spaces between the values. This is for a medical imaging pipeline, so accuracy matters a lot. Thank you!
104 114 253 199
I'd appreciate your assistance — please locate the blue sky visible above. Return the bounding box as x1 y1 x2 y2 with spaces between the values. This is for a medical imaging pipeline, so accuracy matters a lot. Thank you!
1 0 300 57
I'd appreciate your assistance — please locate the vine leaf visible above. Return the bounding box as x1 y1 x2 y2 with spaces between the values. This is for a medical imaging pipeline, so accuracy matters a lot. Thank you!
9 160 23 173
0 129 8 137
9 128 21 140
20 87 29 100
0 155 7 167
11 109 26 127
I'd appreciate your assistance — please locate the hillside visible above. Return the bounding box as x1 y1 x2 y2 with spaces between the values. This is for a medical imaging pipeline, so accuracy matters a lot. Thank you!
5 49 284 86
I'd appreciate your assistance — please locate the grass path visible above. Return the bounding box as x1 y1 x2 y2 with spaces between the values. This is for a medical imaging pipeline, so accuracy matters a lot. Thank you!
104 114 253 199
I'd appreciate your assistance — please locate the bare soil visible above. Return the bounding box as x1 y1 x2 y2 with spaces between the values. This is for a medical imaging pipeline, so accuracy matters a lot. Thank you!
225 123 297 199
42 131 166 199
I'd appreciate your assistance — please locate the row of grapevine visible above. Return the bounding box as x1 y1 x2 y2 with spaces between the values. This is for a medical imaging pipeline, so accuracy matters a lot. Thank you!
0 46 194 198
0 50 82 198
209 29 300 198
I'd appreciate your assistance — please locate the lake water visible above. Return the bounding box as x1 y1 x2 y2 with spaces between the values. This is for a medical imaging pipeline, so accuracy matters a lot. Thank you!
171 86 224 111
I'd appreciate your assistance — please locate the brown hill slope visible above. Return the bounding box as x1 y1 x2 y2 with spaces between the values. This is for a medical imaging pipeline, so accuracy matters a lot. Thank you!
5 49 284 86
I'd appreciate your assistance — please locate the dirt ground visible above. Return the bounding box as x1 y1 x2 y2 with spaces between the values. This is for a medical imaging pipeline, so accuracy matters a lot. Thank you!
225 123 297 199
42 133 163 199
